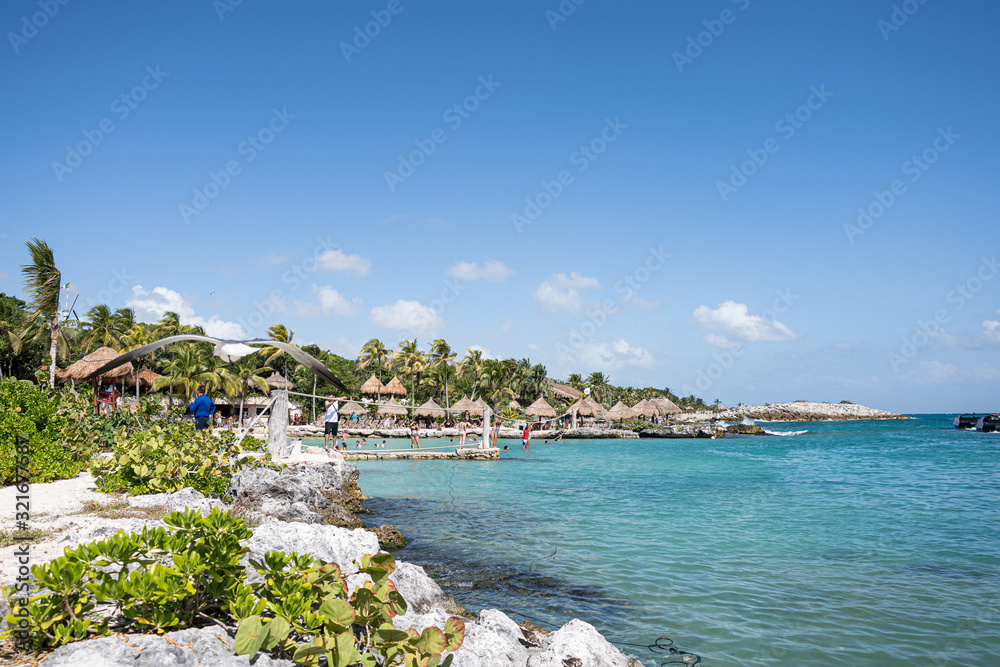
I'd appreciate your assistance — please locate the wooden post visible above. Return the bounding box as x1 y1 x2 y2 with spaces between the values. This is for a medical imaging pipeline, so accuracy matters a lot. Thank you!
572 407 578 430
268 390 289 458
482 406 491 450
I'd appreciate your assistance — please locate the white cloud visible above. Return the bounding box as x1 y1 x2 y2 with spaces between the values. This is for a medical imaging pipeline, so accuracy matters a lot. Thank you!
447 260 515 282
692 300 799 347
317 249 371 276
370 300 443 334
126 285 246 339
558 338 656 372
534 272 601 313
527 343 538 351
295 286 363 317
982 317 1000 344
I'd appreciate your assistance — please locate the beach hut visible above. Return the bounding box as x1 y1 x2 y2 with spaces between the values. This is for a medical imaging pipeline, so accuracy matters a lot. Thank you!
473 397 489 411
509 399 522 410
449 395 477 415
384 376 407 397
124 368 161 388
64 347 134 413
266 372 292 390
607 401 636 422
377 398 408 416
414 398 446 419
524 397 557 419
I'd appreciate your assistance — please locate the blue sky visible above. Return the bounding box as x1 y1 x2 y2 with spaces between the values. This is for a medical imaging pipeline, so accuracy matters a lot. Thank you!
2 0 998 413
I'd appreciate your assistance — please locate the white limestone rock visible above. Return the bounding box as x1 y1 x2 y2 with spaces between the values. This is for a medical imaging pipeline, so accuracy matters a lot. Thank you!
452 609 532 667
41 626 294 666
527 619 630 667
243 519 379 582
126 486 224 514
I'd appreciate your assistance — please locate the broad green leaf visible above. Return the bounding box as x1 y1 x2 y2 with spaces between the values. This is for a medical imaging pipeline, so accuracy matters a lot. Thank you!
234 616 267 657
318 598 357 627
415 626 446 654
444 617 466 651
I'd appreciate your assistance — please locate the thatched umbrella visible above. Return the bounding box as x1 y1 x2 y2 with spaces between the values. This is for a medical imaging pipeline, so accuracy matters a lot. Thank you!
509 399 522 410
384 376 407 397
266 372 292 390
377 398 408 416
524 397 557 419
568 397 607 418
340 401 368 417
631 399 658 418
359 374 385 395
607 401 636 421
449 395 477 414
414 398 446 419
649 397 681 415
473 397 489 411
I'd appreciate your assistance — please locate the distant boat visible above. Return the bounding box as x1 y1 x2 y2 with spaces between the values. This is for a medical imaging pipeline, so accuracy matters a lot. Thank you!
954 413 1000 432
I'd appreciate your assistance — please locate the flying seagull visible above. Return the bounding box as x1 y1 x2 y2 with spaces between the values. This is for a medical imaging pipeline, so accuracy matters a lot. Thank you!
80 334 348 391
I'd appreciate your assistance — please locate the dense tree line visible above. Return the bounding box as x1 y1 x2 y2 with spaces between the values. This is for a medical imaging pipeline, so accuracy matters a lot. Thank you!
3 238 715 418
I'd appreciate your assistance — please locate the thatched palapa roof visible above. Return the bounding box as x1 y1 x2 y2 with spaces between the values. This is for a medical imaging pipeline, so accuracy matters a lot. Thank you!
568 396 608 418
649 397 681 415
607 401 636 421
359 375 386 395
548 382 582 401
524 397 557 418
473 397 489 410
340 401 368 417
124 368 162 388
449 395 477 414
377 398 408 416
383 376 407 396
414 398 446 418
266 373 292 390
631 399 658 418
509 399 522 410
64 347 133 382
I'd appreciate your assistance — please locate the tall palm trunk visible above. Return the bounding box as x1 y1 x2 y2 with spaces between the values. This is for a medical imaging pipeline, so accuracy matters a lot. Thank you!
48 311 59 390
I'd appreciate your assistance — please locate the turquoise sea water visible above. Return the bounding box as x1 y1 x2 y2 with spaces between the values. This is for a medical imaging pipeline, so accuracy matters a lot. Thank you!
310 416 1000 665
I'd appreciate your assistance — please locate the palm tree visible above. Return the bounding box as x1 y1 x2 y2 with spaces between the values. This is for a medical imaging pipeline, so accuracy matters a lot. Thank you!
231 357 271 425
458 348 485 399
396 339 426 410
153 344 209 403
261 324 296 380
566 373 585 393
120 323 158 399
587 371 611 405
19 238 62 389
358 338 392 403
428 338 456 411
113 307 136 334
154 311 188 405
82 304 122 352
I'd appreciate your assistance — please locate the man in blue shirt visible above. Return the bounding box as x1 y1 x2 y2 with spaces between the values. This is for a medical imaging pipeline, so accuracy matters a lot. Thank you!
189 386 216 430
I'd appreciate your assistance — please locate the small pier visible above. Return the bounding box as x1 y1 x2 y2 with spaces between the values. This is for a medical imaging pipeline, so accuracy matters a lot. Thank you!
342 447 500 461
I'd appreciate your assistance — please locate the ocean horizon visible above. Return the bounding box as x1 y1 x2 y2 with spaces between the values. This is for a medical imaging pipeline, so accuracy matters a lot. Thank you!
310 415 1000 666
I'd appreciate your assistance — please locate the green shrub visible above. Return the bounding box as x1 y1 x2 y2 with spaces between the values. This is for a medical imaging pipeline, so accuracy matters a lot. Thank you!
0 379 86 484
1 507 465 666
88 421 269 496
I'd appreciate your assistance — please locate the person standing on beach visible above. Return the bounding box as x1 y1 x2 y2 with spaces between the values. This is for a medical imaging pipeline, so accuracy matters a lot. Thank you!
189 386 215 431
324 393 347 451
522 424 531 449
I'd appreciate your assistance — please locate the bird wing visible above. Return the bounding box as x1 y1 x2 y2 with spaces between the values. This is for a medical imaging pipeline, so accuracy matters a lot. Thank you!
244 339 348 392
80 334 226 381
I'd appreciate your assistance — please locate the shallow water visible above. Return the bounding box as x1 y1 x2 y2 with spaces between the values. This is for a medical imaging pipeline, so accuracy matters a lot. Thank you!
310 416 1000 665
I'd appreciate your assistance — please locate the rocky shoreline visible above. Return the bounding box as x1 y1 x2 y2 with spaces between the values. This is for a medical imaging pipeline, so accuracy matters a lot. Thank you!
678 400 910 423
0 456 642 666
